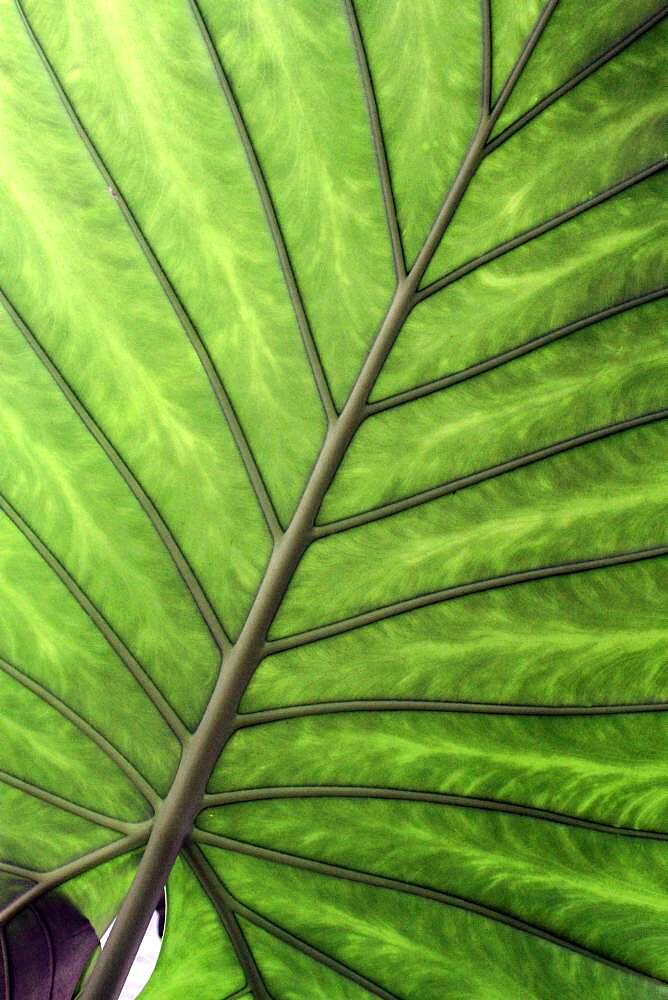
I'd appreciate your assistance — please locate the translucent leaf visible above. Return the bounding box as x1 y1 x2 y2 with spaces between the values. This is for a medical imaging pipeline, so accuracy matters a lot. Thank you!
1 1 666 998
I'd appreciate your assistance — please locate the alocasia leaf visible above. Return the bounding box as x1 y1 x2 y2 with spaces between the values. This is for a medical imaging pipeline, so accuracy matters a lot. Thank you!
0 0 666 997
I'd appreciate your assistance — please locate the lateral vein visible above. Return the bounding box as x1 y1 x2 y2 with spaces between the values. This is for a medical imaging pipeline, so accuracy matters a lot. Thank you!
266 547 668 653
391 0 559 301
233 700 668 728
13 0 283 544
368 290 667 414
0 769 136 834
0 493 187 744
196 831 668 986
481 0 492 117
0 653 160 809
344 0 406 281
486 8 668 156
220 883 401 1000
314 411 668 537
187 0 337 428
201 785 668 841
490 0 560 119
183 844 272 1000
0 832 149 927
416 161 666 304
0 287 231 655
222 987 257 1000
0 862 39 882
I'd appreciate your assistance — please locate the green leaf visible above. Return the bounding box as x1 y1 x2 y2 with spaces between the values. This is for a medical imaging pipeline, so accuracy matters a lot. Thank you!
1 1 666 998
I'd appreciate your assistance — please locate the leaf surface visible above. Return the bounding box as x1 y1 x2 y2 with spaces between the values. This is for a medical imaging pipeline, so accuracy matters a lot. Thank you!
0 1 666 998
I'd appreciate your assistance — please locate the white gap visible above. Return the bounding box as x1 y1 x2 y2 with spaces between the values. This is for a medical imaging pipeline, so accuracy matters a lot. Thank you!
100 907 163 998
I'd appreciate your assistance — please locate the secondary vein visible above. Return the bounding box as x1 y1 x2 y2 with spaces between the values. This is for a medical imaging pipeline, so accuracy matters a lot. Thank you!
266 548 668 653
490 0 560 119
196 831 668 986
220 882 401 1000
183 843 272 1000
415 161 666 304
0 770 136 834
367 289 667 414
314 411 668 537
344 0 406 282
13 0 282 545
0 493 187 744
481 0 492 117
201 785 668 841
187 0 337 428
0 832 149 927
233 700 668 727
486 8 668 156
0 286 231 655
0 654 159 810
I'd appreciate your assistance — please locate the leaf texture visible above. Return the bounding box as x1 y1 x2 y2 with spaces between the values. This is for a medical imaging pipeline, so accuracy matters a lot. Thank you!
0 1 666 998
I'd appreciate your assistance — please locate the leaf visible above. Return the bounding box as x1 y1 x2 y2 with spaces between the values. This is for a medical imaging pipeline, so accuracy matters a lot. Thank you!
0 882 97 1000
0 1 666 998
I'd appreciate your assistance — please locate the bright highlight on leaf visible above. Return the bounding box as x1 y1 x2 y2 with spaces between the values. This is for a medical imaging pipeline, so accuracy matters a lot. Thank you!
0 1 666 998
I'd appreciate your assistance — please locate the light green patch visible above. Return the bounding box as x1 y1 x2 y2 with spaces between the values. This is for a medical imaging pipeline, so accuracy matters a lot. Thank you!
243 558 667 711
424 20 666 285
210 711 668 830
355 0 482 265
494 0 664 135
197 0 395 407
203 797 668 977
210 849 665 999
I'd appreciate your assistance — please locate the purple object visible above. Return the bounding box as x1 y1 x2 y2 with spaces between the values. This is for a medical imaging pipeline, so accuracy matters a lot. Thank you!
0 883 97 1000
